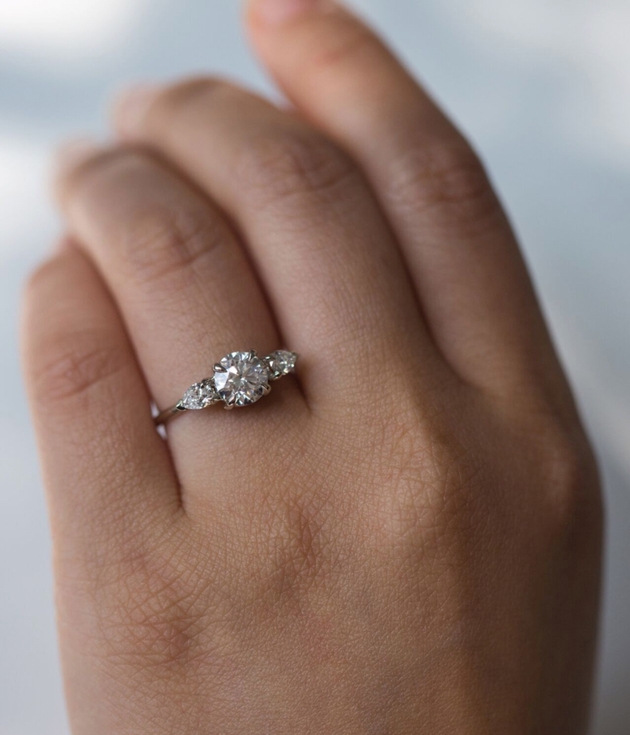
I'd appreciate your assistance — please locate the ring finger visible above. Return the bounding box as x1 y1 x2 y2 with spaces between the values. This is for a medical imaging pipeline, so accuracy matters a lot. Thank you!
55 143 301 493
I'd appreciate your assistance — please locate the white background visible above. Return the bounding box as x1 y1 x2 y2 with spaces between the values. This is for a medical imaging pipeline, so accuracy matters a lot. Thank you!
0 0 629 732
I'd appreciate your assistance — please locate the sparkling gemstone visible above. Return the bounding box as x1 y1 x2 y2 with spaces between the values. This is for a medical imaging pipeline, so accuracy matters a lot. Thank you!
265 350 298 380
181 379 218 410
213 351 269 407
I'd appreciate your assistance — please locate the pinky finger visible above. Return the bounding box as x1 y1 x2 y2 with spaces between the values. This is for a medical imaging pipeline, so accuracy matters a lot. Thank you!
22 240 179 557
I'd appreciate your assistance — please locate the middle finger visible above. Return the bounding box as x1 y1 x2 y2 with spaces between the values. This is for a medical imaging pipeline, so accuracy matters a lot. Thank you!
115 79 450 411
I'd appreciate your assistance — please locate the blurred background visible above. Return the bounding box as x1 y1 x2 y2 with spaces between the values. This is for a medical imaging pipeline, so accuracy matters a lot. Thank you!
0 0 628 732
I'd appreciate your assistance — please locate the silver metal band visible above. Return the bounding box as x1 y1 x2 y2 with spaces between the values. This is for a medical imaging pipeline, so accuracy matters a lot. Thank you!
154 350 298 427
155 404 188 426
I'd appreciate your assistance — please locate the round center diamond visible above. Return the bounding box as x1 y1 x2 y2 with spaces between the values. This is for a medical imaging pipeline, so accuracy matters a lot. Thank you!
213 351 269 407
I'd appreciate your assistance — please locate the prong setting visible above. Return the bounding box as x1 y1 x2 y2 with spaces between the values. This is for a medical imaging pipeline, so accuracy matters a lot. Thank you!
213 351 269 407
155 350 298 425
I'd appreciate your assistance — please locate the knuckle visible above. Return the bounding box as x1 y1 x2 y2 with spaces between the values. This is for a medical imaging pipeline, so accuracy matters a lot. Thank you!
79 533 211 672
373 409 478 540
155 76 229 119
122 202 224 285
387 140 500 234
31 333 128 406
236 128 357 208
537 428 602 538
23 257 68 319
62 146 131 201
106 585 200 670
62 147 227 286
255 488 339 609
273 498 329 600
308 19 377 73
24 256 59 297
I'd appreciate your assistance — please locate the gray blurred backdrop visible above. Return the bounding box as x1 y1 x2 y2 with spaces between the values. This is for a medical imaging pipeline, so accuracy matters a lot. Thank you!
0 0 629 733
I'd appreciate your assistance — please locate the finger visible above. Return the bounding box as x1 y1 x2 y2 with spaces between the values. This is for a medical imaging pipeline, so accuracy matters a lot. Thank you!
113 80 449 412
245 0 571 404
54 142 302 490
22 241 178 554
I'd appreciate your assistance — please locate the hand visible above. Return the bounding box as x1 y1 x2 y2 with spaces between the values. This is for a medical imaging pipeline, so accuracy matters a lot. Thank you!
23 1 602 733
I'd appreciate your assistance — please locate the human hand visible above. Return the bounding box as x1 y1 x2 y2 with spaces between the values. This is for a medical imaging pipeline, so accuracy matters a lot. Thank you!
23 1 602 733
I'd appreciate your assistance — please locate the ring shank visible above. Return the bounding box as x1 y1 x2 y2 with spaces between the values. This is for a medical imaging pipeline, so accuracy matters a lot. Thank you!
154 404 186 426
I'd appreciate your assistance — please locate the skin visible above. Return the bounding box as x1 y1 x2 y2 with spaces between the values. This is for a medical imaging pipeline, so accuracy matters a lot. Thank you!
22 0 602 733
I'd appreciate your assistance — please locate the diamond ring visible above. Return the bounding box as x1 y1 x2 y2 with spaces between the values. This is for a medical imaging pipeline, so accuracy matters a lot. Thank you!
154 350 298 426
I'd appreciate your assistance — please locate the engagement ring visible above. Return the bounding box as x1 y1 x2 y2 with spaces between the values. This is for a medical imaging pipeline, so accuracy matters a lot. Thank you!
154 350 298 426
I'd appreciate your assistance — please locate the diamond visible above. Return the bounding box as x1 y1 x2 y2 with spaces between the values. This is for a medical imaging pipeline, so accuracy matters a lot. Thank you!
265 350 298 380
213 351 269 407
181 379 218 410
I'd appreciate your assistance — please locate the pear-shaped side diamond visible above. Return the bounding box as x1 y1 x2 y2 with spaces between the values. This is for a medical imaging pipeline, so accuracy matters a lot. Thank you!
181 379 218 410
265 351 298 380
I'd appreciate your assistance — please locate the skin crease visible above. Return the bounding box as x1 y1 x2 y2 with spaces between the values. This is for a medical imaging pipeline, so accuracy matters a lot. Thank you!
22 1 602 734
